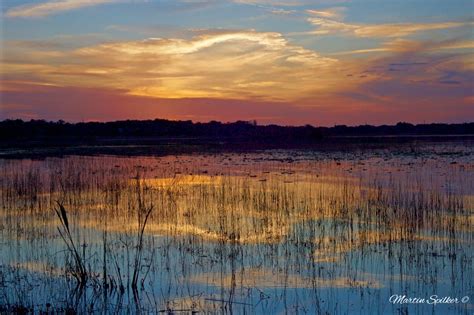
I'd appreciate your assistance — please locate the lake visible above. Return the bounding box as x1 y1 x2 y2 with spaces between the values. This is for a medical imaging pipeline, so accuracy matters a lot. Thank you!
0 140 473 314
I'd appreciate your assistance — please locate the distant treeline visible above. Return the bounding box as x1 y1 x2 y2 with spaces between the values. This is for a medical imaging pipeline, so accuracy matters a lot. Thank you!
325 122 474 137
0 119 473 143
0 119 321 144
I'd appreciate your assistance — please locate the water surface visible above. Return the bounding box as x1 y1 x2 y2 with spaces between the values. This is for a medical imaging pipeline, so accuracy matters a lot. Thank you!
1 142 473 314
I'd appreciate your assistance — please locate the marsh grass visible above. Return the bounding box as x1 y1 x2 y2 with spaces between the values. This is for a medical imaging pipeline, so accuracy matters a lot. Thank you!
0 144 472 313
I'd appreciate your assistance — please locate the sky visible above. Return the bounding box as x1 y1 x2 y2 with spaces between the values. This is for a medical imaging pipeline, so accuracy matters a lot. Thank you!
0 0 473 126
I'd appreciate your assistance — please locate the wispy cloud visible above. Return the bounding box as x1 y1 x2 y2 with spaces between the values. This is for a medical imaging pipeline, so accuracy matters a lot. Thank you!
5 0 122 18
306 7 345 20
329 48 390 56
339 38 474 117
269 8 296 15
307 17 469 38
234 0 314 5
4 0 346 19
330 39 474 56
234 0 349 5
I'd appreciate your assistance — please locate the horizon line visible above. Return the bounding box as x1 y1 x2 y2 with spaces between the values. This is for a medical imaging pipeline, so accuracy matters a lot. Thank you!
1 117 473 129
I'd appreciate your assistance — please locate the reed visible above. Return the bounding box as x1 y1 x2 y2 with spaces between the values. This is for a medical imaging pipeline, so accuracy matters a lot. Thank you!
54 201 88 287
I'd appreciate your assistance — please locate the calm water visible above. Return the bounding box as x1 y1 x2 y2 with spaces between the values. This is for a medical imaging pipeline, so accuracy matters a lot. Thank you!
0 142 473 314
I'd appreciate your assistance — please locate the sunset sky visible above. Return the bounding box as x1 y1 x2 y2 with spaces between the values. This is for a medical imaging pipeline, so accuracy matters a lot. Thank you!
1 0 473 126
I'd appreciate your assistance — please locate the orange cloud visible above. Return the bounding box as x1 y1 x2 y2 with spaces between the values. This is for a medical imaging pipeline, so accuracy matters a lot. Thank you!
3 31 360 101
